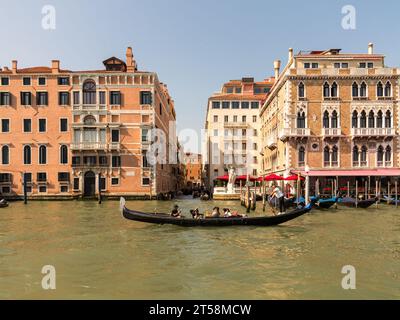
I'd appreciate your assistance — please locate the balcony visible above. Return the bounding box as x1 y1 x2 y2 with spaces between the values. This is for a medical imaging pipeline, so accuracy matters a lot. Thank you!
109 142 121 151
71 142 108 151
377 161 392 168
279 128 311 140
73 104 107 112
322 128 342 137
224 122 248 128
266 136 277 150
351 128 395 137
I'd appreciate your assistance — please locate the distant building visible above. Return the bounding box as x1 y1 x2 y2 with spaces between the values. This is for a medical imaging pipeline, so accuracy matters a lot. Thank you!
260 44 400 194
204 77 274 188
184 152 202 189
0 47 179 199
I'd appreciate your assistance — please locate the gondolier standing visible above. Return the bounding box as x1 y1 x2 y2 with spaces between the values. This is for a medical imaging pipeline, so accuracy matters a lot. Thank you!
271 183 285 214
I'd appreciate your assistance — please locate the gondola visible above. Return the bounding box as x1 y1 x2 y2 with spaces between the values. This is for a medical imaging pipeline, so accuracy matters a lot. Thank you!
120 198 312 227
383 196 400 205
311 196 338 209
338 197 377 208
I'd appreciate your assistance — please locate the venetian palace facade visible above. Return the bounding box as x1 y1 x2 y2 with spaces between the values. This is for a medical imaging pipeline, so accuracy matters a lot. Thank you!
204 77 274 188
0 47 180 199
260 44 400 194
183 152 202 189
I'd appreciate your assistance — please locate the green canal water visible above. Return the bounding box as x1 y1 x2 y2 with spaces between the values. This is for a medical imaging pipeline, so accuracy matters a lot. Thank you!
0 197 399 299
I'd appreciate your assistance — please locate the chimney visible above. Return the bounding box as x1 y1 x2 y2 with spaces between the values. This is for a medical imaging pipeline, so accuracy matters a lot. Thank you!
274 60 281 79
126 47 136 72
12 60 17 73
3 66 9 72
51 60 60 73
368 43 374 55
288 48 293 61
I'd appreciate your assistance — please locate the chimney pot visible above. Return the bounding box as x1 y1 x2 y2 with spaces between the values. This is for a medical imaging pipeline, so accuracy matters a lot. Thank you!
368 43 374 54
51 60 60 73
12 60 17 73
126 46 136 72
274 60 281 79
288 48 294 61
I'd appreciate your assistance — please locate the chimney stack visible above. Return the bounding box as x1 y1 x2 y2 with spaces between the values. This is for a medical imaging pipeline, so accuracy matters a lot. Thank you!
126 47 136 72
288 48 293 61
12 60 17 73
51 60 60 73
274 60 281 80
368 42 374 55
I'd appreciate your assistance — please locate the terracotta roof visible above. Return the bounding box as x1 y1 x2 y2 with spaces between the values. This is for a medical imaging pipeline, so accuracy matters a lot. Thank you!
210 94 268 101
16 66 71 73
296 53 384 59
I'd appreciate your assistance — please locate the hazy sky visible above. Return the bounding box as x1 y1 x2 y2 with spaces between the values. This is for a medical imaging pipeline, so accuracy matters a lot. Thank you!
1 0 399 152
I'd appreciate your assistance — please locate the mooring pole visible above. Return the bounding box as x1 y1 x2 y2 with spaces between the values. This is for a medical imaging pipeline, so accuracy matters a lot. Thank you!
355 180 358 208
98 173 102 204
395 180 398 208
388 181 391 204
23 172 27 205
347 181 350 198
375 179 378 208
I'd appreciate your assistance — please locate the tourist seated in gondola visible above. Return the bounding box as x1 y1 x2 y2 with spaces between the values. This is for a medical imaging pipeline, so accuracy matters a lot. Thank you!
223 208 232 217
190 208 203 219
171 205 182 218
211 207 220 217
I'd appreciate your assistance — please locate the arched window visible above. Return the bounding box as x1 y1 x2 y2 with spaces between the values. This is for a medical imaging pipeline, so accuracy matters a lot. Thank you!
368 110 375 128
377 110 383 128
360 82 367 97
60 145 68 164
385 145 392 164
39 145 47 164
1 145 9 165
331 82 338 97
352 146 359 166
23 145 31 165
361 146 368 166
332 146 338 166
323 146 330 166
385 110 391 128
360 111 367 128
385 82 391 97
377 145 384 166
377 82 384 97
298 146 305 166
298 82 305 98
83 80 96 104
352 82 359 97
323 111 330 128
331 110 338 128
323 82 330 98
352 110 358 128
297 111 306 128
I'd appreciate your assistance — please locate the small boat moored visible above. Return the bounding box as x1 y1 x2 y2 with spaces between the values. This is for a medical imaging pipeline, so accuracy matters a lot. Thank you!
338 197 377 208
120 198 312 227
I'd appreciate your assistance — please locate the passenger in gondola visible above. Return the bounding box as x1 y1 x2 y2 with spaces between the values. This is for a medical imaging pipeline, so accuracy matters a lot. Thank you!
171 204 181 218
211 207 220 217
223 208 232 217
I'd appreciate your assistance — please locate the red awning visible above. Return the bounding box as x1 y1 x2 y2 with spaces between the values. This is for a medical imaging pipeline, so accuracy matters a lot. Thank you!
292 169 400 177
236 175 258 182
257 173 284 181
284 175 305 181
215 175 229 181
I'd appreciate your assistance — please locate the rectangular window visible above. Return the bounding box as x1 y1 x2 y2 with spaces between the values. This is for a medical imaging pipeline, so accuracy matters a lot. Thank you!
38 185 47 193
60 118 68 132
100 177 106 191
213 129 218 136
20 92 32 105
37 172 47 182
73 177 80 190
251 102 259 109
0 92 11 105
341 63 349 68
83 156 96 166
23 77 31 86
72 156 81 166
312 63 319 69
110 91 121 105
111 130 120 142
242 116 246 122
1 77 9 86
253 115 257 123
112 155 121 168
58 92 70 105
224 115 228 122
38 119 46 132
99 91 106 104
0 173 12 183
359 62 366 68
233 115 237 122
57 77 70 85
222 101 230 109
304 63 310 69
241 102 249 109
58 172 70 182
111 177 119 186
60 185 68 193
141 128 149 142
213 115 218 122
1 119 10 132
73 91 80 104
254 87 261 94
140 91 152 104
38 77 46 86
226 87 233 94
212 101 220 109
23 119 31 132
24 172 32 183
367 62 374 69
334 63 341 68
36 92 48 106
235 87 242 94
99 156 108 166
142 150 150 168
142 177 150 186
231 101 240 109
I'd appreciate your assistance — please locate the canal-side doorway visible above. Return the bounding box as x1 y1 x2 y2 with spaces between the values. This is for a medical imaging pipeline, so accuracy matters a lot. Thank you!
84 171 96 197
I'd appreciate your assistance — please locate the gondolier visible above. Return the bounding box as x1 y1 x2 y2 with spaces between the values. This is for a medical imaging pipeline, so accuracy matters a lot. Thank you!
271 183 285 214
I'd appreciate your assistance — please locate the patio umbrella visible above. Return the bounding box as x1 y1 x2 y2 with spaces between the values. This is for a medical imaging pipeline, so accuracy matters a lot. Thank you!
264 173 284 181
284 175 305 181
215 175 230 181
236 175 257 182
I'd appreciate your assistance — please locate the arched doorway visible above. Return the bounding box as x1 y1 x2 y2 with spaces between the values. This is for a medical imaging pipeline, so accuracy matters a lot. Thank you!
84 171 96 197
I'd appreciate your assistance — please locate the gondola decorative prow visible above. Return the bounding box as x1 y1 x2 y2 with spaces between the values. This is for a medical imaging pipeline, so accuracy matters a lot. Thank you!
119 197 126 213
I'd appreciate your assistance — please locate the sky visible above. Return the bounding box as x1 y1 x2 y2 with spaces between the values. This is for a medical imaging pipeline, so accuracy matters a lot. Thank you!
1 0 400 152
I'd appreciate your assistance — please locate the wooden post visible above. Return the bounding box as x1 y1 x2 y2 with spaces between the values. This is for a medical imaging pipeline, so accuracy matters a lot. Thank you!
395 180 398 208
388 181 391 204
98 173 102 204
365 180 367 200
355 180 358 208
305 175 310 205
23 172 27 205
331 179 334 197
375 179 378 208
315 178 319 196
262 175 266 212
347 181 350 198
